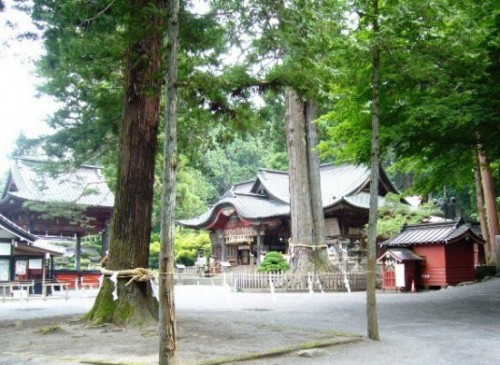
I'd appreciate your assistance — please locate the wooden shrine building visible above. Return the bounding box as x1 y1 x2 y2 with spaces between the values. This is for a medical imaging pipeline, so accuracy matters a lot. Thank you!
0 157 114 268
379 220 486 289
180 163 399 266
0 213 64 283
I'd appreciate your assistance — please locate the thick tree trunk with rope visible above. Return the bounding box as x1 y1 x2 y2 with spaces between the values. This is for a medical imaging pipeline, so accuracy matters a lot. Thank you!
285 88 330 283
85 0 163 326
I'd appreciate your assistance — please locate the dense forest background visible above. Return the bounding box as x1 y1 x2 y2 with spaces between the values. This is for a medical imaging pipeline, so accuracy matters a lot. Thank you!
1 0 499 253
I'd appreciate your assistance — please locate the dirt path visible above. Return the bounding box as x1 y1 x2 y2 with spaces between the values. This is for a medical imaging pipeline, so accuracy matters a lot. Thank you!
0 313 358 365
2 279 500 365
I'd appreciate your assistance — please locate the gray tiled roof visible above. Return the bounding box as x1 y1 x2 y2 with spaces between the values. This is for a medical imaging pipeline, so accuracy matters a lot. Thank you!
255 169 290 202
0 213 38 242
180 163 391 229
232 180 258 195
1 158 114 208
179 194 289 227
320 164 370 207
230 193 290 218
32 239 66 255
253 163 371 205
381 220 485 247
0 213 64 255
341 191 385 209
377 248 423 262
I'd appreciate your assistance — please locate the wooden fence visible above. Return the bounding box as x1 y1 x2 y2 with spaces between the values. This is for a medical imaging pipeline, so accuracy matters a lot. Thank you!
230 271 366 292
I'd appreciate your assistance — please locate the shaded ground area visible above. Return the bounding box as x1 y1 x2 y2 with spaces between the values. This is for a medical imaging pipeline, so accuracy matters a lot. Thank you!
0 313 358 365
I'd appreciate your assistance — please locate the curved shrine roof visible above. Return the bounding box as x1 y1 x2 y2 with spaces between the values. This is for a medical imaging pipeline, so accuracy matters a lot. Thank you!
381 220 485 247
180 163 397 229
0 157 114 208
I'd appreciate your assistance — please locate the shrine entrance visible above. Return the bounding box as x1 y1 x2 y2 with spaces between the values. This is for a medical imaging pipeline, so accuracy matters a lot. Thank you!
377 248 423 292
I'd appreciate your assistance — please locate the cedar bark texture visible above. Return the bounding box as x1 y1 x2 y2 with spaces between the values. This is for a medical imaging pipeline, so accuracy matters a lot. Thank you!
86 0 163 325
477 145 499 265
474 155 490 259
159 0 180 363
285 88 330 279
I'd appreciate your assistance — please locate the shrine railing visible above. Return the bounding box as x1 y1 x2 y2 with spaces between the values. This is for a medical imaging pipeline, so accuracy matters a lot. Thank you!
230 271 366 292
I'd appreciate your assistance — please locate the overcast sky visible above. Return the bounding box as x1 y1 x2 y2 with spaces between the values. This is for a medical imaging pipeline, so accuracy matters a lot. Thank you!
0 0 57 176
0 1 211 179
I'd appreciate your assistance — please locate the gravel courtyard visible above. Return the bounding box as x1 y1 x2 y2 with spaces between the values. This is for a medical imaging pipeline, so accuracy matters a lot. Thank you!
1 277 499 364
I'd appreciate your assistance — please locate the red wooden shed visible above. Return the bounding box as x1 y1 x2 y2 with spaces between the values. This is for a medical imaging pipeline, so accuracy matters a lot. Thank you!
377 248 423 291
380 220 485 289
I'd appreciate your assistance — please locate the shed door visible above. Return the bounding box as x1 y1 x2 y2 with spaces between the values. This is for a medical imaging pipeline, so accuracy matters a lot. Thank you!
384 268 396 289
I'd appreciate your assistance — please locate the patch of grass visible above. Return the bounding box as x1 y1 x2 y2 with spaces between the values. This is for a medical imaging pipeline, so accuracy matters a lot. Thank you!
80 361 144 365
190 336 362 365
36 325 65 335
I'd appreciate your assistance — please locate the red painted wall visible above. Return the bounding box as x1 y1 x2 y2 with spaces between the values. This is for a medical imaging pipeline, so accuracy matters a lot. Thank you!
413 245 447 287
445 242 475 285
413 240 481 287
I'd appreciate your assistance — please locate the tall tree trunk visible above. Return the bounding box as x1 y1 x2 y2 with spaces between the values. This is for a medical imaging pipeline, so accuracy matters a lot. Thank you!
474 154 490 260
306 102 326 250
366 0 381 341
305 101 331 269
159 0 179 363
286 88 329 278
86 0 163 325
477 145 499 265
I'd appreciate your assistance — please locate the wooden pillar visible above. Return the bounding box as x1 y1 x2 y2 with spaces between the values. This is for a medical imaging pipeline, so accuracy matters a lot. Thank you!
50 255 55 277
256 234 261 266
256 227 264 266
42 253 47 298
75 234 81 271
220 232 226 262
101 222 110 257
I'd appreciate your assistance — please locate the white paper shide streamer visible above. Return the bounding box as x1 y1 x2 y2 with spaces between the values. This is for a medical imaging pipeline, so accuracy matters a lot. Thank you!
110 271 119 301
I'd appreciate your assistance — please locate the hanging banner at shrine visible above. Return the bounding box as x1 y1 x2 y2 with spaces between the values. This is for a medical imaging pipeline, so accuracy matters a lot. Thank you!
225 234 254 244
224 226 257 244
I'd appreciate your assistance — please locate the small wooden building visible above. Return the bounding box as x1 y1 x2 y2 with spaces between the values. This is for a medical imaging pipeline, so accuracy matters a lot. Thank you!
377 248 423 291
0 157 114 237
380 220 485 289
0 158 114 269
0 213 64 283
180 163 399 266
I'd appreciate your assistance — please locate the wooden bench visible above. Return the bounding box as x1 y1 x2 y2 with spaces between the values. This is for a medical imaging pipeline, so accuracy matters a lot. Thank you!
41 279 70 300
1 281 35 302
79 276 102 290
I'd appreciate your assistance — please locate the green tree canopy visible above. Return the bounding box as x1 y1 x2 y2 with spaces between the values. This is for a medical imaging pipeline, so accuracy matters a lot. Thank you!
318 0 500 197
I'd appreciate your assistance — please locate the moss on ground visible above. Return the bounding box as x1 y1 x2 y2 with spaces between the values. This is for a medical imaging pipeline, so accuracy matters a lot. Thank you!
192 336 362 365
36 324 65 335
